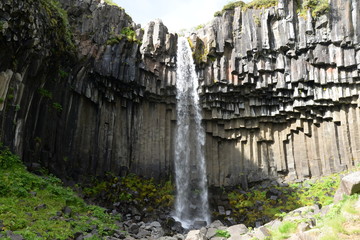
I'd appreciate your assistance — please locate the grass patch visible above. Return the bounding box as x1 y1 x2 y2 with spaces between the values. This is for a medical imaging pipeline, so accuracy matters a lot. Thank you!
270 221 298 240
317 194 360 239
0 143 121 239
265 194 360 239
244 0 278 10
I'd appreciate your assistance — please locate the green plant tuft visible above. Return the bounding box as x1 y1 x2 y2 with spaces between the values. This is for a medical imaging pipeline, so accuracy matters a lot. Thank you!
106 27 141 45
52 102 63 112
215 229 231 238
299 0 329 18
214 1 245 16
38 88 53 99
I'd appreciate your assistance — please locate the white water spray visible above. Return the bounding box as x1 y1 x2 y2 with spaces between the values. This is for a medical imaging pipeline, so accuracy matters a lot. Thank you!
173 37 210 228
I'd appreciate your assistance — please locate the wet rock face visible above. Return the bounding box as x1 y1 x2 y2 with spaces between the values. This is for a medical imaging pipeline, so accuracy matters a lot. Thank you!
1 0 360 187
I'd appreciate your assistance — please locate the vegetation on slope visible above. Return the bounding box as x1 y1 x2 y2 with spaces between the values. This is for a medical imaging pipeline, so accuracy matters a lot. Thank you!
213 0 328 18
214 0 278 16
224 167 360 227
267 194 360 240
0 144 121 239
81 173 174 217
298 0 330 18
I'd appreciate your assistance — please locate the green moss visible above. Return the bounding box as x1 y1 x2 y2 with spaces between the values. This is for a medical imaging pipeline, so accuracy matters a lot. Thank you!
82 174 174 212
104 0 118 6
299 0 329 18
253 15 261 27
0 21 4 31
39 0 75 54
188 37 209 64
0 143 121 239
106 26 141 45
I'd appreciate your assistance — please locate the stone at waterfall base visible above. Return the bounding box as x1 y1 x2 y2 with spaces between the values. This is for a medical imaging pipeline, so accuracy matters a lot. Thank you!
185 230 205 240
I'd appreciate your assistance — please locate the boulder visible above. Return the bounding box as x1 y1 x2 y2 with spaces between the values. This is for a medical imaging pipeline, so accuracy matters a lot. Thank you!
185 230 206 240
334 171 360 202
227 224 248 240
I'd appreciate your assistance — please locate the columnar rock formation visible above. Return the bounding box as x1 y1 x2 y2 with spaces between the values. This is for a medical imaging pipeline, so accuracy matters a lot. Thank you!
191 0 360 186
1 0 360 187
0 0 177 180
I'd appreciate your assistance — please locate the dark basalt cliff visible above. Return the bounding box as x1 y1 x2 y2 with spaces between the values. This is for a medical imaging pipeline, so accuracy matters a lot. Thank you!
1 0 360 187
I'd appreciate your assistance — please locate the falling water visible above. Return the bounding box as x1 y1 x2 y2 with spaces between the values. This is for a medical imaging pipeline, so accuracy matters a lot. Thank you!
173 37 210 228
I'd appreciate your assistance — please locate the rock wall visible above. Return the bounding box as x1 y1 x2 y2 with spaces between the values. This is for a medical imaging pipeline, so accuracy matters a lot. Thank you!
0 0 177 181
191 0 360 186
1 0 360 187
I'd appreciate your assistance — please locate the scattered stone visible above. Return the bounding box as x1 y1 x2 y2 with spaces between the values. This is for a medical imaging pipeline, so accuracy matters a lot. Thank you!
173 233 185 240
149 221 162 228
205 228 217 239
264 219 282 229
113 229 127 239
128 223 140 235
208 220 224 228
297 222 311 232
270 195 278 200
185 230 205 240
29 191 37 196
62 206 72 216
34 204 47 211
253 226 270 240
7 231 24 240
136 229 151 238
255 221 262 228
218 206 225 215
193 221 207 229
227 224 248 240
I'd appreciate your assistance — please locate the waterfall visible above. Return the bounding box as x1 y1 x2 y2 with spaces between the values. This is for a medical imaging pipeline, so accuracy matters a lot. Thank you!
173 37 210 228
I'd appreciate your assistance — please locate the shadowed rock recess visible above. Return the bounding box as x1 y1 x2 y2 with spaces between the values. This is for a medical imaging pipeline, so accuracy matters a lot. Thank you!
1 0 360 188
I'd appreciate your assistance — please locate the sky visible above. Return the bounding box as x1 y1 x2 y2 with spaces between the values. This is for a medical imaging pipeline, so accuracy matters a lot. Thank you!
113 0 248 33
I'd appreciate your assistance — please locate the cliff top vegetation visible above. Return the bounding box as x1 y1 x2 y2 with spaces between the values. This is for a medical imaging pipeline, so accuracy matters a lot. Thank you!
214 0 329 18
